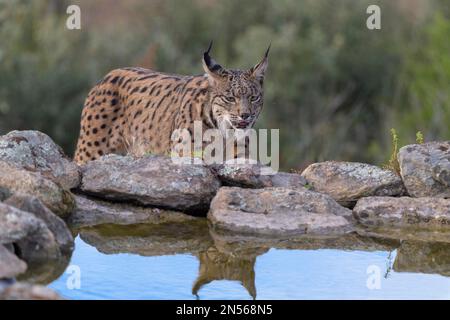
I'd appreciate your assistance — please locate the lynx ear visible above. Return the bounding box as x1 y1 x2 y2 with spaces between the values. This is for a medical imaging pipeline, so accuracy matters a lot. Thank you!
250 44 270 84
202 41 226 84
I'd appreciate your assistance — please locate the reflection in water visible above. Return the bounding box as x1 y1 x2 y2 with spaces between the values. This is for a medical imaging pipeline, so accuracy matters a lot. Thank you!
193 246 264 299
357 225 450 244
57 218 450 299
394 241 450 277
78 219 212 256
78 220 260 298
17 253 71 285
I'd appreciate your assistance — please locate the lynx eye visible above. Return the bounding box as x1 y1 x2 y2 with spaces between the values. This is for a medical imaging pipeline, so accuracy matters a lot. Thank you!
222 96 236 104
250 95 261 103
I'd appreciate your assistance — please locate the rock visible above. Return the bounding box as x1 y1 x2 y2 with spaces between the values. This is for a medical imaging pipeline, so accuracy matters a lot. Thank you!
208 187 354 236
70 194 198 228
213 162 307 189
0 161 75 218
0 130 80 190
4 194 74 254
0 202 60 263
80 154 221 212
79 219 212 256
301 161 406 206
353 196 450 230
0 244 27 279
398 141 450 197
270 172 308 188
0 282 62 300
432 159 450 187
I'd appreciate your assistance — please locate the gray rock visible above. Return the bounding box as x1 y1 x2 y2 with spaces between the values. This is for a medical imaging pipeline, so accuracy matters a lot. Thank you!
270 172 308 188
69 194 198 228
398 141 450 197
0 130 80 190
301 161 406 206
0 282 61 300
353 196 450 230
213 162 306 189
208 187 354 236
0 202 60 262
0 161 75 218
0 244 27 279
4 195 74 254
80 154 221 212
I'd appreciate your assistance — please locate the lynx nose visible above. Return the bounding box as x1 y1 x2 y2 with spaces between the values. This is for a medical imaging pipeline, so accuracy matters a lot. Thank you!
241 113 251 120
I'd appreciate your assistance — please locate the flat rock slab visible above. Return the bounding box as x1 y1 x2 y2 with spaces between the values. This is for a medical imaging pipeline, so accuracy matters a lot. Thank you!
353 196 450 230
70 194 198 228
0 130 80 190
301 161 406 206
0 244 27 279
80 154 221 212
208 187 354 236
399 141 450 197
0 161 74 218
213 162 307 189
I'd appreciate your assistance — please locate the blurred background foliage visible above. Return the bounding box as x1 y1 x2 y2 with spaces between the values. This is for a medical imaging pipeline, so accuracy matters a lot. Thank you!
0 0 449 169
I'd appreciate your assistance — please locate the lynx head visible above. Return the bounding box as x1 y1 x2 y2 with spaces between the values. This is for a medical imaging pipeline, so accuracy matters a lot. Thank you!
202 42 269 133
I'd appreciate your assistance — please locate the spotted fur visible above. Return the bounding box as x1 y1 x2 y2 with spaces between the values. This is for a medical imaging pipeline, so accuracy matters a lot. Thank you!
74 43 269 164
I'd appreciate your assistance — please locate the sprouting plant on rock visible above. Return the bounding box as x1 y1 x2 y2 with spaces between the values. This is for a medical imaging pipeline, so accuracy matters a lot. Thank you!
416 131 424 144
384 129 426 175
384 128 401 175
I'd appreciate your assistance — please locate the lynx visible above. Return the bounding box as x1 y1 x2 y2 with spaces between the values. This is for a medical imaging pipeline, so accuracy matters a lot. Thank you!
74 43 269 164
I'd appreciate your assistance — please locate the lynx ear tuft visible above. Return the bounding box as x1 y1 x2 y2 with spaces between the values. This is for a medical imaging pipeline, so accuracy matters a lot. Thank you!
250 44 270 84
202 41 225 78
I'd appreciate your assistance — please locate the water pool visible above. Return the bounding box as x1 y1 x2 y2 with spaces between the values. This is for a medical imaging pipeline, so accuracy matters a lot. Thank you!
39 220 450 300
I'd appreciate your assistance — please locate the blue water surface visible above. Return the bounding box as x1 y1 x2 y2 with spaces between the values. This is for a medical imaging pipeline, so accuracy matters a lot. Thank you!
49 237 450 300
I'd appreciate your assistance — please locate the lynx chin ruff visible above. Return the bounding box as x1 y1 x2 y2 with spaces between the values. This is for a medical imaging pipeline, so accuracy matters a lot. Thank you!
74 42 269 164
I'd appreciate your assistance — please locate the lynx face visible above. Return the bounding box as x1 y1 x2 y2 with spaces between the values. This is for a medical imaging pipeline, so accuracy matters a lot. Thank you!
202 43 269 135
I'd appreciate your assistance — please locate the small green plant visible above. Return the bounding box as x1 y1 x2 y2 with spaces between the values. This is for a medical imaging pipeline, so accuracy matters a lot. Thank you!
416 131 424 144
384 129 426 174
384 128 401 174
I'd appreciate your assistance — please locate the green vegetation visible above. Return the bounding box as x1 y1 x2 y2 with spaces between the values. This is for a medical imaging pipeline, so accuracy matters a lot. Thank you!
384 128 427 174
384 129 401 175
0 0 449 170
416 131 424 144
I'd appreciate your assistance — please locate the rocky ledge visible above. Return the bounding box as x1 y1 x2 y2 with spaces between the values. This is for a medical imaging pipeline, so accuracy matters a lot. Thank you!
2 130 450 299
208 187 353 236
301 161 406 207
80 154 220 213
